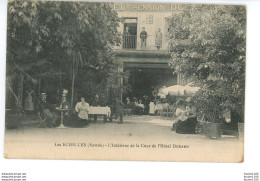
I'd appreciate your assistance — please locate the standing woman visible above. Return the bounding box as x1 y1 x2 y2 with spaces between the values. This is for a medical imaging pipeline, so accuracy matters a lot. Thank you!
75 97 90 127
24 87 35 112
155 28 163 50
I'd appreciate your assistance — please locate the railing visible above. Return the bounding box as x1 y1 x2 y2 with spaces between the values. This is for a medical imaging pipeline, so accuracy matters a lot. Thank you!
115 34 168 51
122 35 137 49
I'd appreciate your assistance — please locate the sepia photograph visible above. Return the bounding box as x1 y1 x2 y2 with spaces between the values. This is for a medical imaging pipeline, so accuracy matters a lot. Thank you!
4 1 246 162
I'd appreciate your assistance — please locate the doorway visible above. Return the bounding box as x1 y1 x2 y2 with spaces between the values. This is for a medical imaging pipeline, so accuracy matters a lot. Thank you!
123 18 137 49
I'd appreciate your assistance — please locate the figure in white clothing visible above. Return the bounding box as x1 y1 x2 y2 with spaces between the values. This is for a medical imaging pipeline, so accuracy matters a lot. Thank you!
175 107 189 122
149 102 155 115
75 97 89 120
171 100 188 131
24 88 34 111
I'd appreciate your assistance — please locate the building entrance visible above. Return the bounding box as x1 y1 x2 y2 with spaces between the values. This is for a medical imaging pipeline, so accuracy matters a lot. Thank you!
123 18 137 49
123 67 177 101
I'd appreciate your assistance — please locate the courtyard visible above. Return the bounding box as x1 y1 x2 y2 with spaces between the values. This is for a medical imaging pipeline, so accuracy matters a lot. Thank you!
5 115 243 162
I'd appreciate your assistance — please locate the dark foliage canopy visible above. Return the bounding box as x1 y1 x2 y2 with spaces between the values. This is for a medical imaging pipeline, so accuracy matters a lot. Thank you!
168 5 246 121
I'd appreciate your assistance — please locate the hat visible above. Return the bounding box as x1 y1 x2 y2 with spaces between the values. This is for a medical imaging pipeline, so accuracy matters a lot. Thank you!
41 93 47 97
63 89 68 94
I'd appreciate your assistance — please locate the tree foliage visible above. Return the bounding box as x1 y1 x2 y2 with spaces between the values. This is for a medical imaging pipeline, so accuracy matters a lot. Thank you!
168 5 246 121
8 1 120 59
7 1 121 106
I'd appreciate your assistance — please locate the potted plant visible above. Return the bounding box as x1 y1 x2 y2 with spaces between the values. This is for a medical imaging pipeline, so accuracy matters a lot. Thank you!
232 110 244 140
192 84 226 139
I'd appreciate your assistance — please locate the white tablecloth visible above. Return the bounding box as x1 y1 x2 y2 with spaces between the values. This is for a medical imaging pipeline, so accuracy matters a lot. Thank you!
88 106 111 116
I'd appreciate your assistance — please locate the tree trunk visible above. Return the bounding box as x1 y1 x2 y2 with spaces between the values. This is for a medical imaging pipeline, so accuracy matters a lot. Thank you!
6 76 12 108
17 75 24 112
71 75 75 109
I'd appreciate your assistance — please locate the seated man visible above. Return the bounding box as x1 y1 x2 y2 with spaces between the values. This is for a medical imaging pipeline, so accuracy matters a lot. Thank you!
125 97 131 109
38 93 58 127
123 97 132 115
135 99 144 115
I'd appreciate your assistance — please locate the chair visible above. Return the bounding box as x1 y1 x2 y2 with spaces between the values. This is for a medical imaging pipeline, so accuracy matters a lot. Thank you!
157 108 163 116
166 105 176 120
156 104 165 117
37 112 48 128
161 106 168 119
161 104 175 119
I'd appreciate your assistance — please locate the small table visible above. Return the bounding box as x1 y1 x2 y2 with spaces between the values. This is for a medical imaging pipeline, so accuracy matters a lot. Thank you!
56 108 68 129
88 106 111 122
88 106 111 116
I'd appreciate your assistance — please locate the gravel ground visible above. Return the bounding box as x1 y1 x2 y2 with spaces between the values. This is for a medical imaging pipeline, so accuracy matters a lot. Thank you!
4 115 244 162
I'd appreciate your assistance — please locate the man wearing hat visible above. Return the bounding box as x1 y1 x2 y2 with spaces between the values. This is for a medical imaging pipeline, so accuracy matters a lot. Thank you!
38 93 58 127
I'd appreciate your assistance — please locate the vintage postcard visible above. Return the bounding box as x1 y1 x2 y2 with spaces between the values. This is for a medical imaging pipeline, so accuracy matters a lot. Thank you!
4 1 245 162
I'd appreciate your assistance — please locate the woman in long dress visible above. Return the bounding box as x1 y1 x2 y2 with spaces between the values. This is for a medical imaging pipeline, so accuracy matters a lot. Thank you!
149 102 155 115
75 97 90 127
155 28 163 50
24 89 35 111
171 100 189 132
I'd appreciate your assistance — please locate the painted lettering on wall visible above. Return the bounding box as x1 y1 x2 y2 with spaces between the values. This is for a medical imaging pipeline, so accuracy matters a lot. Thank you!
112 3 183 11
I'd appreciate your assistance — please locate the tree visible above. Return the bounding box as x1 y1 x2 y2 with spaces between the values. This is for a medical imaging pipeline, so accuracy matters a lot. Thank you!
168 5 246 121
7 1 120 108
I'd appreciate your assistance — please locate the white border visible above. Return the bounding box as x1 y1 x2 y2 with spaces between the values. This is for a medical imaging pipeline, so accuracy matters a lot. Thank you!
1 0 259 180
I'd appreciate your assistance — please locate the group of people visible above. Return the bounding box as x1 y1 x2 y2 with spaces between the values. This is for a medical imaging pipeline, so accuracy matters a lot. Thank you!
123 27 163 50
38 93 106 128
124 96 151 115
28 86 199 133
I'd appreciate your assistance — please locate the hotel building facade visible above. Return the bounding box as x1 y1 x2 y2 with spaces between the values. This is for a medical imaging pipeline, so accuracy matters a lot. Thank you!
112 3 187 99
